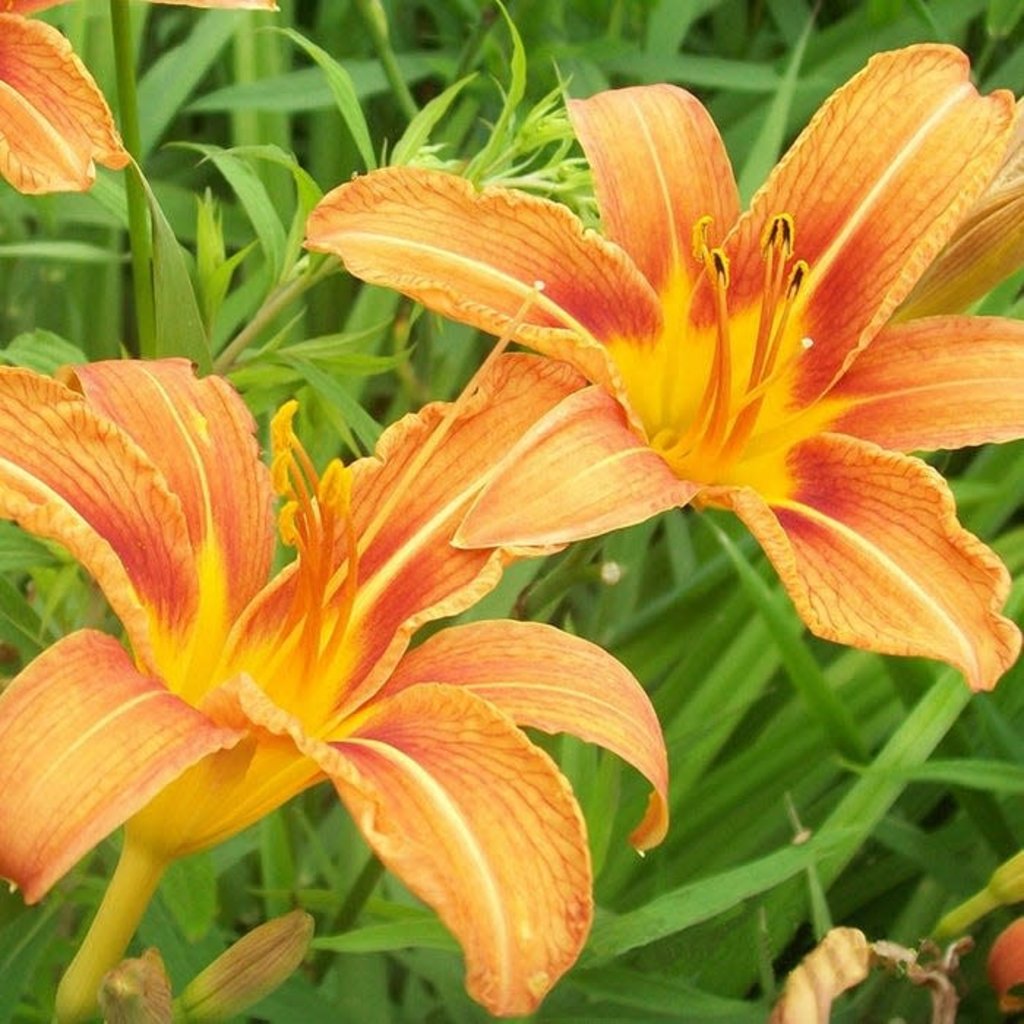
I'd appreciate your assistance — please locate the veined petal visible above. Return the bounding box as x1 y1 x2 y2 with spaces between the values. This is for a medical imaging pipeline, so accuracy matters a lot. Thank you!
305 166 662 392
320 685 592 1017
707 435 1020 690
381 620 669 850
0 368 197 658
457 387 695 548
72 360 275 621
231 355 585 717
0 630 241 903
569 84 739 298
716 45 1014 406
0 16 129 194
827 316 1024 451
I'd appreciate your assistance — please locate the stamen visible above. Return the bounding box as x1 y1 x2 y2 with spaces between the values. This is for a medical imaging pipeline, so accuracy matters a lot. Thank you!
701 245 733 453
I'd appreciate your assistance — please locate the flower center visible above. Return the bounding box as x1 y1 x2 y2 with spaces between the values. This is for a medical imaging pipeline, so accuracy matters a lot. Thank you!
251 401 359 721
632 213 814 487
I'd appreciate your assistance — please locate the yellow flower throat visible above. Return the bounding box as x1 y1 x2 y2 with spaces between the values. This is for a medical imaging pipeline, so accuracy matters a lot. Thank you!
611 213 817 493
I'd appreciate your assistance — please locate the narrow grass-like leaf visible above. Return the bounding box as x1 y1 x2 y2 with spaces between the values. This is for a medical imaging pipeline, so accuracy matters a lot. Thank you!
313 918 458 954
275 28 377 171
708 518 869 763
391 75 477 166
737 8 814 200
586 834 849 962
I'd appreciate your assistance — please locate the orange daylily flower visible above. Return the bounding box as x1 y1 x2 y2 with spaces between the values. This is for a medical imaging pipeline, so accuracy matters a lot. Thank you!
306 44 1024 691
0 358 667 1020
0 0 275 194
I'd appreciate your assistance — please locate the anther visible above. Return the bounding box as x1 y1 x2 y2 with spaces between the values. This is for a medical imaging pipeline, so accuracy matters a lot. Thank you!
691 216 714 262
761 213 795 259
787 259 809 297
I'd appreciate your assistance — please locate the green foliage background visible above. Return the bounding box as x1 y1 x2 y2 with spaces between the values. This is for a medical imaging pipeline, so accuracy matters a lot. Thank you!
2 0 1024 1020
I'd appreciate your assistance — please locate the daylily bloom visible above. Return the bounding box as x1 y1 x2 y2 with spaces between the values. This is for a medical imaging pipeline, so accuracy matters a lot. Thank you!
0 358 667 1021
0 0 275 194
306 44 1024 691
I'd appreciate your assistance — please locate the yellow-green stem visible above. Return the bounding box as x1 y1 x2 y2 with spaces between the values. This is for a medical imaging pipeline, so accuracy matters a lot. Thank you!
352 0 418 122
54 839 166 1024
109 0 156 357
934 888 1001 939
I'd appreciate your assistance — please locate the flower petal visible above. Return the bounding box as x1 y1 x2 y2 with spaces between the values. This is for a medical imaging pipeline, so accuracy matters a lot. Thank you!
231 355 585 714
305 166 662 391
0 16 128 194
717 45 1014 406
569 84 739 297
72 360 275 621
0 630 241 902
323 685 592 1016
826 316 1024 451
457 386 695 548
381 619 669 850
707 434 1020 690
0 367 197 660
988 917 1024 1014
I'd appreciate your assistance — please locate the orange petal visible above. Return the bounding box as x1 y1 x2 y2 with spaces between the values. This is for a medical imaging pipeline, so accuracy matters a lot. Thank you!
988 917 1024 1013
320 685 592 1016
569 84 739 298
381 619 668 850
457 386 696 548
0 16 129 194
234 355 587 716
72 360 275 622
717 45 1014 406
0 630 241 903
0 367 197 661
708 434 1020 690
305 166 662 392
827 316 1024 451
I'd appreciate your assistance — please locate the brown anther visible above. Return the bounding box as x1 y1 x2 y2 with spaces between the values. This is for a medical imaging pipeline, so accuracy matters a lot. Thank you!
761 213 796 259
787 259 809 298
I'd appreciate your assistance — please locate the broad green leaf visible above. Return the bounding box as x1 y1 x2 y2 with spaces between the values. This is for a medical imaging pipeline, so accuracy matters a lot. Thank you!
137 169 212 373
313 917 457 954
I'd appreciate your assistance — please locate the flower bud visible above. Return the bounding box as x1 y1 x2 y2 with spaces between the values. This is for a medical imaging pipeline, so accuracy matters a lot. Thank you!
98 948 172 1024
176 910 314 1022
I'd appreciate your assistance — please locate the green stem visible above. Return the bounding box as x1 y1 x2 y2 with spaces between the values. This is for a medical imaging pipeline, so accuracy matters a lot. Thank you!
109 0 156 358
213 258 336 374
54 839 167 1024
352 0 418 122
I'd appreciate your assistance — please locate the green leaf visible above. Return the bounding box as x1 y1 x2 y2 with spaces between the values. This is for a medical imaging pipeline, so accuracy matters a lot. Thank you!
585 836 848 962
274 28 377 171
137 169 212 373
313 917 457 954
391 75 477 166
161 853 217 944
0 330 87 374
0 904 60 1024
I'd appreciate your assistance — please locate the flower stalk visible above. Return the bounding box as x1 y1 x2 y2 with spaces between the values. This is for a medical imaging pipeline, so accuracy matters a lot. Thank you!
109 0 157 357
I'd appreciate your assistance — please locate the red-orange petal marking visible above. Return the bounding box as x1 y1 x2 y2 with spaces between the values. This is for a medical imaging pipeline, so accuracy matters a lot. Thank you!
0 630 241 902
569 84 740 296
458 386 695 549
72 360 275 620
0 16 128 194
710 435 1020 690
717 45 1014 407
828 316 1024 451
321 685 592 1017
381 619 669 850
0 368 197 655
305 166 662 392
